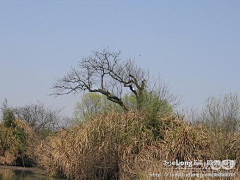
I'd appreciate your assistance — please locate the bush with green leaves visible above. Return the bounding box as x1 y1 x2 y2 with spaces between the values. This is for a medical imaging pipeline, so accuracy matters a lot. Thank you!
2 108 15 128
73 93 122 123
74 91 174 124
0 118 37 166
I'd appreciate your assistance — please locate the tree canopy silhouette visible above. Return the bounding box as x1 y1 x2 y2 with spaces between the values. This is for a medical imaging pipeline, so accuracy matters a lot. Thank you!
52 48 181 112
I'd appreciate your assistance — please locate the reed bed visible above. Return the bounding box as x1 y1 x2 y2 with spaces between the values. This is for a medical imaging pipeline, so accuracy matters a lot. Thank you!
36 111 240 179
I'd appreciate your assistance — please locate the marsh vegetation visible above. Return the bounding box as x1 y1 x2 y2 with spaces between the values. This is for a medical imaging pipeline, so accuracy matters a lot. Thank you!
0 49 239 179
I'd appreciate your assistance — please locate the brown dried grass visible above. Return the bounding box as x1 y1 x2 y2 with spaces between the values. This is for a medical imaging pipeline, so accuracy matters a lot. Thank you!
36 111 235 180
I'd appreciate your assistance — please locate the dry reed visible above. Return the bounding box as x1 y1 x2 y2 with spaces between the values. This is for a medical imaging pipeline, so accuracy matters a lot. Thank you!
36 111 240 179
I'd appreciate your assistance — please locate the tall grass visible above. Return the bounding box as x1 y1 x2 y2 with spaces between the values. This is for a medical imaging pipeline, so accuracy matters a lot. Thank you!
1 110 238 179
36 111 238 179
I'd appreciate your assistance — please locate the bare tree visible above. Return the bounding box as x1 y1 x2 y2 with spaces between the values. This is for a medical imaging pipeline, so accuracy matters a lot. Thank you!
200 93 240 134
13 101 62 132
0 98 9 120
52 48 182 113
52 48 149 111
146 73 183 109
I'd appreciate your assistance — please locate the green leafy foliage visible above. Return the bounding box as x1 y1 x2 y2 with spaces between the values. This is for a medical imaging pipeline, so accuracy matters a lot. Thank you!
74 91 174 125
2 108 15 128
73 93 121 123
0 119 36 167
123 90 173 116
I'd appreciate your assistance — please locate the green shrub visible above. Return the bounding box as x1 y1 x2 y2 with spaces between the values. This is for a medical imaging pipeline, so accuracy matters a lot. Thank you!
2 108 15 128
0 119 37 167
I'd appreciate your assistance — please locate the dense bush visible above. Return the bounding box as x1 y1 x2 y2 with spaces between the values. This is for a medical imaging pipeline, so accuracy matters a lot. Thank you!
0 118 38 167
2 108 15 128
74 91 174 124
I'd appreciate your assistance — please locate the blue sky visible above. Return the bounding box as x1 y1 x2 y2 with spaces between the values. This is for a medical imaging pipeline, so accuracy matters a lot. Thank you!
1 0 240 117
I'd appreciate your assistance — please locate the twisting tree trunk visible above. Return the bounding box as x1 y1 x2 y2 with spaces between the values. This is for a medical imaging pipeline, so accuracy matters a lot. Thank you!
52 48 148 111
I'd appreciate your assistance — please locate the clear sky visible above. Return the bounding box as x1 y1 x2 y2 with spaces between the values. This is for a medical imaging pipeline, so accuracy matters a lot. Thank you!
1 0 240 117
